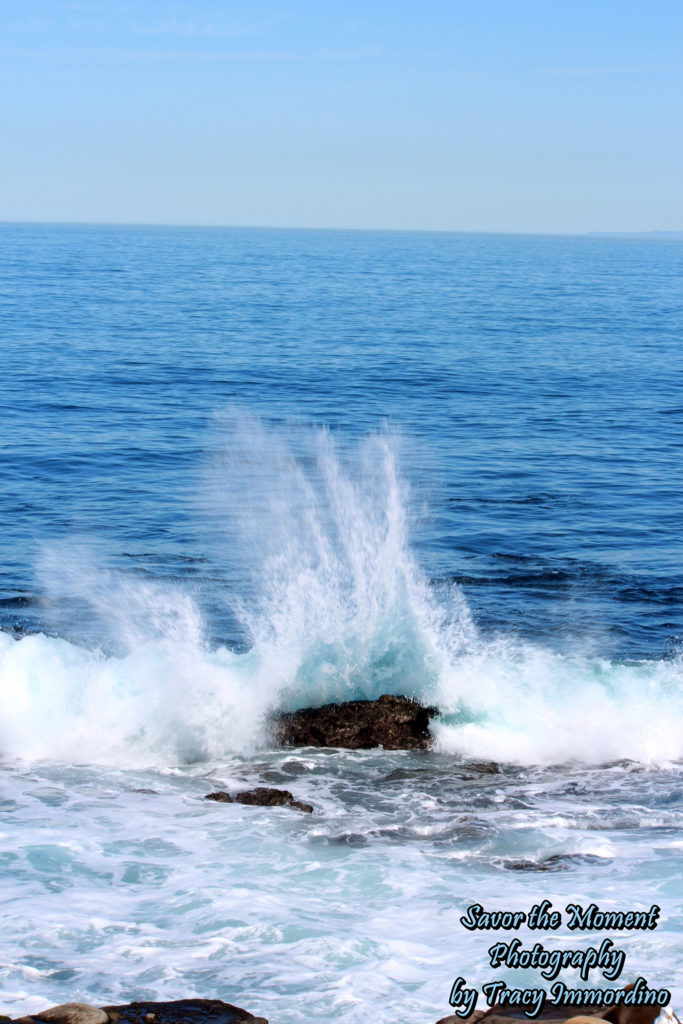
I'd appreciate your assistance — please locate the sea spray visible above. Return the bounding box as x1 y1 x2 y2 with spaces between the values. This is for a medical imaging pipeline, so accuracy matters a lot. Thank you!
1 417 683 766
0 420 474 764
203 414 476 710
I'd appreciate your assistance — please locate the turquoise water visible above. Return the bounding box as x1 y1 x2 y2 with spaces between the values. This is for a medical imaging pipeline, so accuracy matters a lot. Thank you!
0 225 682 1022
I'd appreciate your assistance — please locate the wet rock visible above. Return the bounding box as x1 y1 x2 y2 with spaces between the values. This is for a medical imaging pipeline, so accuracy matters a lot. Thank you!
258 770 288 783
204 790 233 803
205 787 313 813
102 1000 266 1024
273 693 439 749
502 853 611 873
468 761 500 774
232 787 313 813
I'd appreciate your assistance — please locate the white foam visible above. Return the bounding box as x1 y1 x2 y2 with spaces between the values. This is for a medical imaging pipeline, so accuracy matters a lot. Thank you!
432 640 683 764
2 417 682 767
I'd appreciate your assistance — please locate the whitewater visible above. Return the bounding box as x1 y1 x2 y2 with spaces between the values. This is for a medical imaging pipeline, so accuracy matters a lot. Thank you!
2 423 683 768
1 225 682 1024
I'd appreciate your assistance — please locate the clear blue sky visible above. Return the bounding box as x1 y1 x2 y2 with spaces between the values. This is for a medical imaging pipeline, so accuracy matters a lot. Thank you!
2 0 681 232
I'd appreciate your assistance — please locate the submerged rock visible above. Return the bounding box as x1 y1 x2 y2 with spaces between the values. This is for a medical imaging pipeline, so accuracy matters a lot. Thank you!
502 852 611 872
272 693 438 749
7 1001 266 1024
205 787 313 813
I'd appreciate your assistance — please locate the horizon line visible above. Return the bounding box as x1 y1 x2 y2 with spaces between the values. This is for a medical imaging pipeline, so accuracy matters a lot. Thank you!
2 218 682 239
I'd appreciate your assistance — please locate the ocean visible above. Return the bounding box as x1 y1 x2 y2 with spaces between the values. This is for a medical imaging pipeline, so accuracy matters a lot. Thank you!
1 223 682 1023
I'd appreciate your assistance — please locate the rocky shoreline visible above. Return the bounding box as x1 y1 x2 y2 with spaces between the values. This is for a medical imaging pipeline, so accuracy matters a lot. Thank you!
3 989 665 1024
3 1000 266 1024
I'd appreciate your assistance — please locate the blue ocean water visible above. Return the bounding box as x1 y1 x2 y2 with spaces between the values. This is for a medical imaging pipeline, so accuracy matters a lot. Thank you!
1 224 682 1023
2 225 682 659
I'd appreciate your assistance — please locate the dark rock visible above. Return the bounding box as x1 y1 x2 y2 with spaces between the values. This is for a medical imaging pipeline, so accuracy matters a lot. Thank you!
5 1002 267 1024
102 1001 266 1024
258 770 288 783
272 693 439 749
233 788 313 813
205 787 313 813
502 853 611 873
